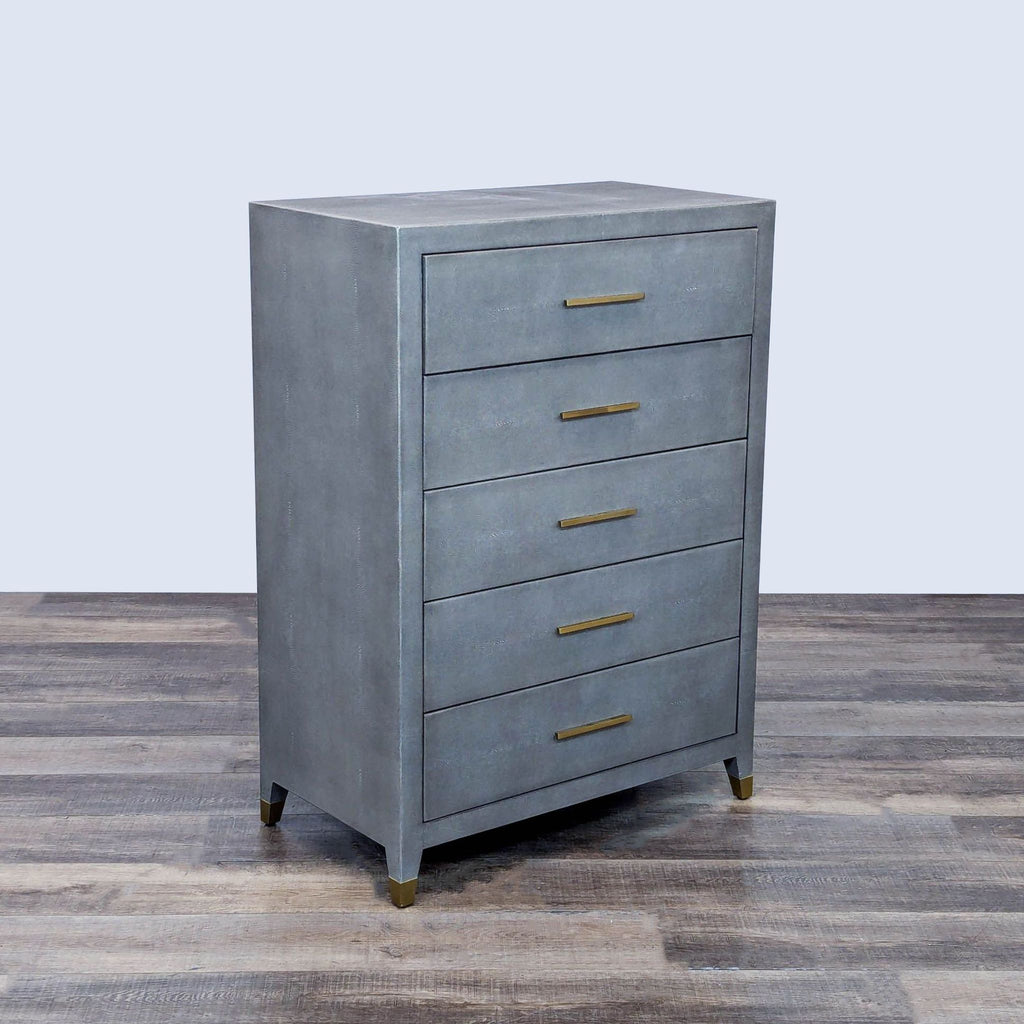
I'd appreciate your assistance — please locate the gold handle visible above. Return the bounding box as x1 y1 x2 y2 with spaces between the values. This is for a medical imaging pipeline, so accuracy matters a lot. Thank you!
556 713 633 741
564 292 645 308
558 507 637 529
560 401 640 421
557 611 634 636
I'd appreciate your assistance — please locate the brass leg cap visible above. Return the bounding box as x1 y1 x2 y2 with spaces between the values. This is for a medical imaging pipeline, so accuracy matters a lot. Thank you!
260 798 285 826
729 774 754 800
388 877 417 908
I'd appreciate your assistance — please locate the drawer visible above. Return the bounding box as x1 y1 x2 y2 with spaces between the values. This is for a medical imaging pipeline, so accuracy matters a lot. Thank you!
423 638 739 820
423 230 757 373
424 540 742 711
424 441 746 600
424 336 750 489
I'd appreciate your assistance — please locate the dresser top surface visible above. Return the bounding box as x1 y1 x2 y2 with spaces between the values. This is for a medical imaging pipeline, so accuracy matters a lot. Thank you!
253 181 770 229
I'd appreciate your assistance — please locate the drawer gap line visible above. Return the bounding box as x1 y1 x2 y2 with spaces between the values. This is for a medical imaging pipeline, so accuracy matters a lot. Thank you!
423 437 748 494
423 634 742 714
423 536 744 604
422 334 754 377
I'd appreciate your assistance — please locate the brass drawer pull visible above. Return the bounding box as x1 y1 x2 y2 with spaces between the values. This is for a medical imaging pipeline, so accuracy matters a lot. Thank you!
560 401 640 421
564 291 645 308
559 507 637 529
557 611 634 636
556 713 633 741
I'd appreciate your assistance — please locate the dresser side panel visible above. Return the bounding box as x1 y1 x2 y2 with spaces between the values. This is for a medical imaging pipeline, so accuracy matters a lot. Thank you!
250 207 401 846
736 204 776 761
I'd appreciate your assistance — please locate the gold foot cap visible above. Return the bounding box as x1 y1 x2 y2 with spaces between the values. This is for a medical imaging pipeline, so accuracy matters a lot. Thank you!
260 798 285 826
728 774 754 800
388 877 417 908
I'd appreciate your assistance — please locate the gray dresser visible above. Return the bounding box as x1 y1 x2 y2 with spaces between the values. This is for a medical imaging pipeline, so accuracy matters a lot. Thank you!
250 181 775 906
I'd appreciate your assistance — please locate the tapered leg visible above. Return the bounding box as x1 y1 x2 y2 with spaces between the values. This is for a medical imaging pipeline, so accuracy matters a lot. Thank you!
260 782 288 826
385 843 422 908
724 756 753 800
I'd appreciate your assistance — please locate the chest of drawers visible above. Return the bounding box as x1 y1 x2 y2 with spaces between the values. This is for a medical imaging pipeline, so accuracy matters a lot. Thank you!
250 181 775 907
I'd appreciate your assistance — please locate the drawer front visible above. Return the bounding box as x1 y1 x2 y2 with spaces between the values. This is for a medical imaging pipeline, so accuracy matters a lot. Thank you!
424 336 750 489
423 638 739 820
424 442 746 600
424 541 741 711
423 230 757 373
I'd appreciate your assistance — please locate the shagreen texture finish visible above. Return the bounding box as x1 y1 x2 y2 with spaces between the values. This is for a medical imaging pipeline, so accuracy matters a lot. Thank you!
250 181 775 906
423 229 757 371
424 442 747 599
423 336 751 488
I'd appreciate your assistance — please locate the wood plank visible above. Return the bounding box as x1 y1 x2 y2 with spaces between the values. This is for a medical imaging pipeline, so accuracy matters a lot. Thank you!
0 643 255 703
0 594 39 616
0 594 255 643
758 641 1024 702
0 809 402 869
0 737 257 774
759 593 1024 619
28 593 256 615
0 701 256 736
899 971 1024 1023
0 863 379 915
750 735 1024 771
0 773 286 816
0 773 326 816
664 911 1024 968
756 701 1024 737
410 857 1024 912
0 970 916 1024
0 816 210 865
0 911 665 974
953 815 1024 851
0 617 251 644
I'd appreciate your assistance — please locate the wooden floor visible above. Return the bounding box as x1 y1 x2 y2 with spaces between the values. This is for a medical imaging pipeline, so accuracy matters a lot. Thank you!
0 594 1021 1023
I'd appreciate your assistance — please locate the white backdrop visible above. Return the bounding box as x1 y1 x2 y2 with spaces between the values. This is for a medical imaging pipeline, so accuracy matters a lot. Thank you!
2 2 1021 592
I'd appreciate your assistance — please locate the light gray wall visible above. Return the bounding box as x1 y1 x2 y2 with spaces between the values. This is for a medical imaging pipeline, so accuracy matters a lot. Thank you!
1 2 1021 592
